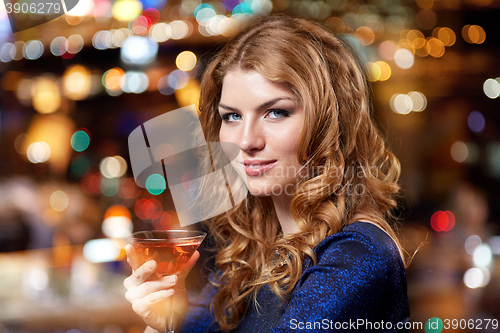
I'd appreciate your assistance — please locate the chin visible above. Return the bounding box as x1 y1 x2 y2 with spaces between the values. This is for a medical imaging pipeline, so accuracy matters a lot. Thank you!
247 186 271 197
246 181 291 197
250 192 269 197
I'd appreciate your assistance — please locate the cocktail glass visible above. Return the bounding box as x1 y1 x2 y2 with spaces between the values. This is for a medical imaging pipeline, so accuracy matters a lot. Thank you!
132 230 207 333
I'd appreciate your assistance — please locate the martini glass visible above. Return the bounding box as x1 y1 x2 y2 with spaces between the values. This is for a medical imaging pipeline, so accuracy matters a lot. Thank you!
132 230 207 333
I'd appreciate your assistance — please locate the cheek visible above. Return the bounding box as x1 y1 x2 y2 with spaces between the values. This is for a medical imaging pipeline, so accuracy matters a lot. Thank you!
219 127 236 146
273 127 302 158
219 128 226 142
288 120 304 161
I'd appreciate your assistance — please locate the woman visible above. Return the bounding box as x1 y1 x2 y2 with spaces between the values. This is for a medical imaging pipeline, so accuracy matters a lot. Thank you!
124 15 410 332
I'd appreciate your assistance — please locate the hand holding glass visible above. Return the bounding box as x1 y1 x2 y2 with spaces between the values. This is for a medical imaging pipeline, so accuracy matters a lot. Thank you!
131 230 206 333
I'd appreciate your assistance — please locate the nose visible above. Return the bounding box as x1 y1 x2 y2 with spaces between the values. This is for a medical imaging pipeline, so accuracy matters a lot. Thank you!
238 118 265 153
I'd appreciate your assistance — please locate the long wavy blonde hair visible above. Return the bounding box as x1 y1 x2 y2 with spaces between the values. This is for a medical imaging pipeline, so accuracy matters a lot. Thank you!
197 15 403 332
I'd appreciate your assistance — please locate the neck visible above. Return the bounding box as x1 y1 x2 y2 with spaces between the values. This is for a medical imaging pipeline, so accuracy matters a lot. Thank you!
272 195 301 236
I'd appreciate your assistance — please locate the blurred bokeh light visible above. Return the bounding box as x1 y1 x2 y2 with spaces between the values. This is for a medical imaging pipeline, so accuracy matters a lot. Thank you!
1 1 500 332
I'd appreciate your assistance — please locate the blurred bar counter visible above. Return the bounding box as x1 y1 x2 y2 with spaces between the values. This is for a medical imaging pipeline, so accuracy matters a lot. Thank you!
0 247 145 333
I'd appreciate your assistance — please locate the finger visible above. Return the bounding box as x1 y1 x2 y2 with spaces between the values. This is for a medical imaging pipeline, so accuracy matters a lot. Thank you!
176 250 200 288
125 275 178 302
124 260 157 289
125 244 141 270
131 289 174 318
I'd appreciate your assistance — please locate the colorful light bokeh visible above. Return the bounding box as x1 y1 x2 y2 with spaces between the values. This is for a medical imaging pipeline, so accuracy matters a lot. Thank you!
112 0 143 21
63 65 92 100
140 0 167 11
101 177 120 197
102 67 125 91
119 178 140 199
390 91 427 114
83 238 122 263
100 156 128 178
71 130 91 152
483 78 500 99
50 190 69 212
120 36 158 64
450 141 468 163
134 197 163 220
145 173 166 195
468 111 485 133
70 156 91 177
102 205 133 238
27 141 51 163
464 267 490 289
176 51 197 72
152 211 179 230
462 24 486 44
32 76 61 114
81 173 101 195
430 211 455 232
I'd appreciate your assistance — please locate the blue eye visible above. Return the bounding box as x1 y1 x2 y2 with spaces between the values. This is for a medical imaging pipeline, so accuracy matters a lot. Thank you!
221 113 241 122
268 109 290 119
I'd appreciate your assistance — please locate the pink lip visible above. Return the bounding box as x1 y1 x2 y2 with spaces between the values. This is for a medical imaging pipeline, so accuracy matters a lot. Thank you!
242 159 277 176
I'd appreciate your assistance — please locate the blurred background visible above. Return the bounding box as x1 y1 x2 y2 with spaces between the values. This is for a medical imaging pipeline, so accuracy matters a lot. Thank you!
1 0 499 332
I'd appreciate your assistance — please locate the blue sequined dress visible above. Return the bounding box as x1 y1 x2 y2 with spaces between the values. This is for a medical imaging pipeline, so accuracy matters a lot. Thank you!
181 221 410 332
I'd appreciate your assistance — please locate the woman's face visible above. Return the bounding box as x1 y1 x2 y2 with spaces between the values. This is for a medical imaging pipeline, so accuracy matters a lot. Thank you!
218 69 305 197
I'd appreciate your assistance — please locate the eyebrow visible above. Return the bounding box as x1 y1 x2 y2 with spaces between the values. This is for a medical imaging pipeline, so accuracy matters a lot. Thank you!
218 97 295 112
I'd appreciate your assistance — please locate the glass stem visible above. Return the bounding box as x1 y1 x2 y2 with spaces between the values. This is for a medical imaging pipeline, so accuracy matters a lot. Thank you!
165 294 174 333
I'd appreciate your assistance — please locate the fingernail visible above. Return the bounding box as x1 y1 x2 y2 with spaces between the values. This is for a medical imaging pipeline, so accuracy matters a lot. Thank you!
165 289 174 296
147 261 155 270
168 275 177 284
